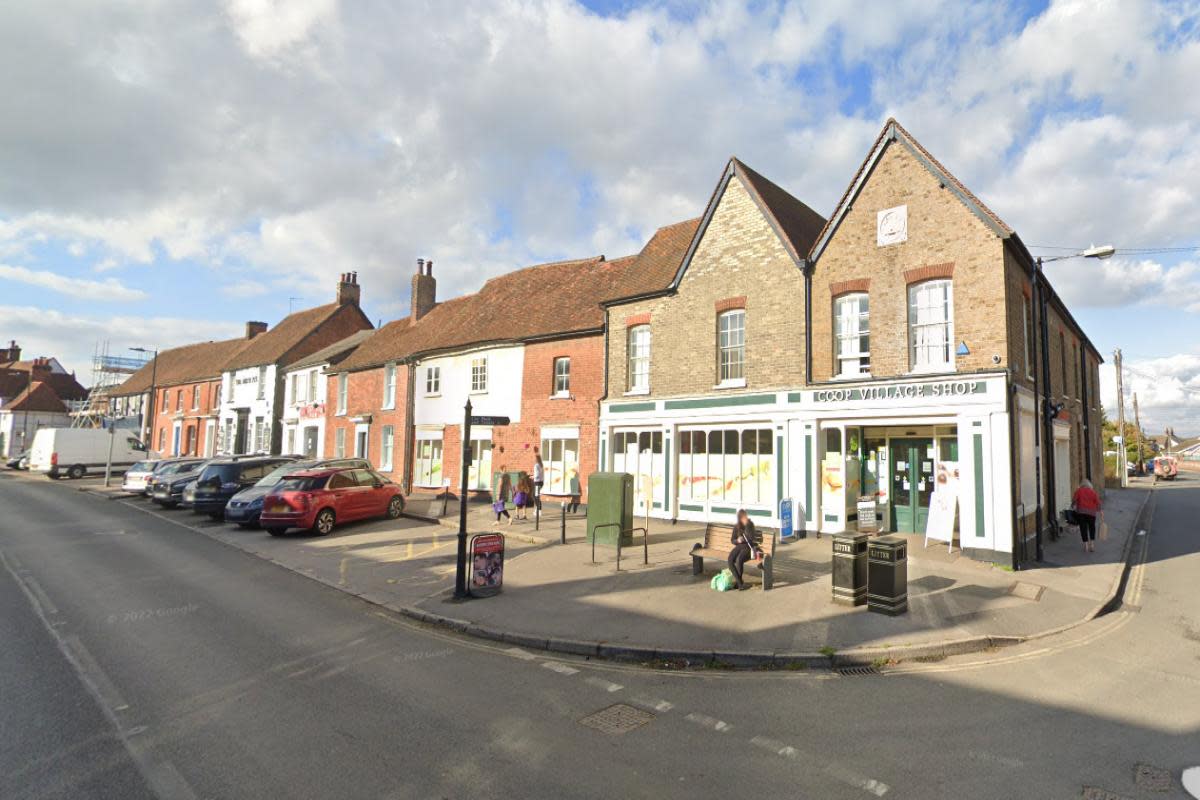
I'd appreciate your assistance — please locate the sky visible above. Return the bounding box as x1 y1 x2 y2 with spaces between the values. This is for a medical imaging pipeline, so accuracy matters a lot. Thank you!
1 0 1198 434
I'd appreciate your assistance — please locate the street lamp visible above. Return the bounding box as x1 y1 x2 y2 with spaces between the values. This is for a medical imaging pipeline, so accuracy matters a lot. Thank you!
1031 244 1115 560
130 346 158 450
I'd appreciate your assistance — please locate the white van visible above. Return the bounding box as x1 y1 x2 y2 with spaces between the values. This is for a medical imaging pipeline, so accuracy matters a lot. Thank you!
29 428 148 480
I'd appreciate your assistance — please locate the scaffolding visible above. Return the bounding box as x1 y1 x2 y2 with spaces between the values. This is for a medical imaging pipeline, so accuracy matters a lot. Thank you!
71 341 149 428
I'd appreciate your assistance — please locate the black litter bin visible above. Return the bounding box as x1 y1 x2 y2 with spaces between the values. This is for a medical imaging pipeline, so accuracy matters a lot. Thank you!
831 532 869 606
867 536 907 615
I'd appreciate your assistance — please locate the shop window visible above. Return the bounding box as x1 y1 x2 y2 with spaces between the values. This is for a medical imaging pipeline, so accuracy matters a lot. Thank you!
414 437 444 487
381 425 394 471
909 279 954 372
540 436 579 494
426 366 440 395
553 357 570 397
825 427 843 455
383 363 397 408
627 325 650 392
466 437 492 490
717 310 745 384
677 426 772 505
471 357 488 393
834 293 870 377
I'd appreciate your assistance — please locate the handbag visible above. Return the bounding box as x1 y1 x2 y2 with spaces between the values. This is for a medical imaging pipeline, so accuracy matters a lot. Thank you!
492 500 505 514
513 490 528 507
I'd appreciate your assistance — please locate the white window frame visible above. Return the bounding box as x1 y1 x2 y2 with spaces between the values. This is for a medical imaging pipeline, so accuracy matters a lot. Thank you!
627 325 650 394
191 384 200 410
717 309 745 386
834 293 870 378
257 366 267 400
540 432 580 495
425 365 440 396
383 363 397 409
289 373 299 405
470 357 488 394
335 427 346 459
336 373 347 415
908 279 955 373
308 370 318 405
414 434 444 488
553 357 570 397
380 425 394 471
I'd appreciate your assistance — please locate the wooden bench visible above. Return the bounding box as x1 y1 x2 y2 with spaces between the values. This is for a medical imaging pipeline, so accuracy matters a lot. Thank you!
691 522 776 590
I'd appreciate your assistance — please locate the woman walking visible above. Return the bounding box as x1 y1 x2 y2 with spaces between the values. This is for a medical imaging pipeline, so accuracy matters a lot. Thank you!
532 450 545 512
513 474 533 521
492 470 513 527
1071 478 1102 552
727 509 762 590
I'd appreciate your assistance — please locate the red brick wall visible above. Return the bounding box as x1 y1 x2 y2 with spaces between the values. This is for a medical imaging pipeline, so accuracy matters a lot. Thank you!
326 366 410 485
150 378 222 457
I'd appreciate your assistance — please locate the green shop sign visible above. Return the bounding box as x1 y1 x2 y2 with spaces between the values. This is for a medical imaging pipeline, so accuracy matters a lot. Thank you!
807 380 986 404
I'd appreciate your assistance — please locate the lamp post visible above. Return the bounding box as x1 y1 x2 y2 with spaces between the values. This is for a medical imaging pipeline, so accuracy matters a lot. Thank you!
1032 244 1115 560
130 347 158 451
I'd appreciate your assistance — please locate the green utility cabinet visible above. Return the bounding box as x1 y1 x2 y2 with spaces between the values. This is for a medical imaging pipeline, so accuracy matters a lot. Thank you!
586 472 634 546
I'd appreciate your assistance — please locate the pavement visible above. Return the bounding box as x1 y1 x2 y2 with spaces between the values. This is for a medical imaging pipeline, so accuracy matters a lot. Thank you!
4 469 1199 798
73 471 1150 667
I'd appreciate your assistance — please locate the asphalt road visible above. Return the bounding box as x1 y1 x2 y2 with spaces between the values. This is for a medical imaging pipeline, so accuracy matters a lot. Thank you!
2 471 1197 799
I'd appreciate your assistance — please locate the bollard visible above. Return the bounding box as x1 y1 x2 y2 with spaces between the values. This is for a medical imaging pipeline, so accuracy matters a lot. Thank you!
535 502 540 532
831 532 869 606
560 502 567 544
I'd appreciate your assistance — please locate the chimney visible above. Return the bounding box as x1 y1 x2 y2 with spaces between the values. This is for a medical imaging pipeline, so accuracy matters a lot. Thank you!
410 257 436 323
2 340 18 362
337 271 361 306
246 321 268 339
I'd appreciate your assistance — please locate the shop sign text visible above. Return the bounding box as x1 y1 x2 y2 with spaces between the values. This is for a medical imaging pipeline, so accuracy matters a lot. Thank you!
810 380 985 405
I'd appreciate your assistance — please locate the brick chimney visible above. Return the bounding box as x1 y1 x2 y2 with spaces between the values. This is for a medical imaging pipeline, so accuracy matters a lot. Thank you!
410 258 436 323
336 271 361 306
30 357 50 375
246 321 268 339
2 340 18 362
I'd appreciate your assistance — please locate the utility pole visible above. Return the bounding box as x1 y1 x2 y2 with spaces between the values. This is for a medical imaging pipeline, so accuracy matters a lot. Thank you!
1115 348 1127 488
1133 392 1143 476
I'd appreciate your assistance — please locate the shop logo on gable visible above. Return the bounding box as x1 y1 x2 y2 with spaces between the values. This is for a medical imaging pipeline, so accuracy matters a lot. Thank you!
877 205 907 246
811 380 985 404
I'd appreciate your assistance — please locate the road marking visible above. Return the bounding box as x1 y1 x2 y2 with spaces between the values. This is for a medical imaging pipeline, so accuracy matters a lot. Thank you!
541 661 580 676
62 634 130 712
1136 529 1146 536
24 575 59 616
629 695 673 712
339 557 349 586
584 676 623 693
504 647 539 661
685 712 732 733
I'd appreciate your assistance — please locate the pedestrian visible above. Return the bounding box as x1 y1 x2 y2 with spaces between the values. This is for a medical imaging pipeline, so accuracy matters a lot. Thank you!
568 469 581 514
1071 478 1102 553
513 474 533 521
727 509 762 590
532 449 544 511
493 469 513 527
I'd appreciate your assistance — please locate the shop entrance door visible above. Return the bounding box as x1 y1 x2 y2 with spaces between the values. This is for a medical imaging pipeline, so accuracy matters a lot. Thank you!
303 428 319 458
890 438 934 533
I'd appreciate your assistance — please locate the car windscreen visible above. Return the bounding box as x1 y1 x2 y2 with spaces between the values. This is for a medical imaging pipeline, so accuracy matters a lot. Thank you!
199 463 241 484
256 461 315 487
129 461 154 473
275 475 329 492
160 461 199 476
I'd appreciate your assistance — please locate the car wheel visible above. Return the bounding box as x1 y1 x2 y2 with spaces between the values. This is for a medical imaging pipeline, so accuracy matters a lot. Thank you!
236 522 254 529
209 512 223 521
386 496 404 519
312 509 335 536
266 527 288 537
67 465 84 479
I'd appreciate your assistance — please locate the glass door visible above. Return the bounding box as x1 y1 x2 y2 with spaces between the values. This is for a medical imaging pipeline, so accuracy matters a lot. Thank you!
890 438 934 533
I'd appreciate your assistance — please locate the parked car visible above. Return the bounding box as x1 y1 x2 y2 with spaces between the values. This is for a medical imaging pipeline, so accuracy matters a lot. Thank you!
261 467 405 537
152 460 213 508
141 458 207 497
6 449 31 470
122 460 159 494
225 458 371 528
28 427 147 479
191 456 299 519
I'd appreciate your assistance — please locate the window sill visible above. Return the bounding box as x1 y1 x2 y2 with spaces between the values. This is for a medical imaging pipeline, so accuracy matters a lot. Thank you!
469 390 489 396
832 372 871 381
623 388 650 397
425 393 441 399
907 366 956 376
381 404 395 411
713 379 746 390
549 393 573 400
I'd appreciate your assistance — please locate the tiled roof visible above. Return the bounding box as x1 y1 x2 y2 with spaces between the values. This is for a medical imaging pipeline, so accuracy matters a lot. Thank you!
0 365 87 402
733 159 828 264
5 381 68 413
112 337 251 396
608 218 701 300
284 329 375 371
223 303 344 372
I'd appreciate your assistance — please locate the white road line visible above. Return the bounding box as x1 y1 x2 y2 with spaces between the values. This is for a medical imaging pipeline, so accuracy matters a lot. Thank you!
62 634 130 712
750 735 888 795
541 661 580 676
24 574 59 616
629 695 674 712
584 676 623 693
685 712 733 733
504 647 539 661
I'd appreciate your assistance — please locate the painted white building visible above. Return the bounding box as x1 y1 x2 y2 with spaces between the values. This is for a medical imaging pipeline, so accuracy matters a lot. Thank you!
280 330 373 458
217 363 277 455
410 344 525 490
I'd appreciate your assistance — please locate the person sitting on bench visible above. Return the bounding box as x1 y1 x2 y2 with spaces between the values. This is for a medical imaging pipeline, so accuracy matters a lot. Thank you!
727 509 761 591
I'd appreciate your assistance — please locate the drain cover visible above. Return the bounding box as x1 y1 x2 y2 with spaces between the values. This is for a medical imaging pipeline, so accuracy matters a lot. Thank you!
579 703 655 734
838 666 880 677
1134 763 1172 792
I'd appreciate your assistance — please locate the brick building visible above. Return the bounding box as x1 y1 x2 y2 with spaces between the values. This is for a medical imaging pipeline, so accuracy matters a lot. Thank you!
0 343 89 457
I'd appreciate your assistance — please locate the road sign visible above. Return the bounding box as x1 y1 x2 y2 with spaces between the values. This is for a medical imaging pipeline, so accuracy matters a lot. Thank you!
470 415 510 426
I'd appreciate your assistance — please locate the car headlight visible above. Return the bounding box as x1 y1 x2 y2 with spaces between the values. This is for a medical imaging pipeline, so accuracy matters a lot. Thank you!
249 497 263 508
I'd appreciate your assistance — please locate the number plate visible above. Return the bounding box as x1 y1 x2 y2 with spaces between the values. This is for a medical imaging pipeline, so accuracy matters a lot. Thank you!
269 504 288 513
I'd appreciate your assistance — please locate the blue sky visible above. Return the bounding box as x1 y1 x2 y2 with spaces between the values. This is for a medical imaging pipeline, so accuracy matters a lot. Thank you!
1 0 1198 431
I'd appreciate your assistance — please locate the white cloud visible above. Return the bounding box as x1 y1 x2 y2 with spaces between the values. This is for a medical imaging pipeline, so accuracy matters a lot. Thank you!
0 264 146 302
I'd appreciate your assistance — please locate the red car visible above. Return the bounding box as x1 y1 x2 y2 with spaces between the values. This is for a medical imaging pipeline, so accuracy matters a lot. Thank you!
260 467 406 536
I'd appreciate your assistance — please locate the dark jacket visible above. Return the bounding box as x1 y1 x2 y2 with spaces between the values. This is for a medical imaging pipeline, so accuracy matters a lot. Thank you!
731 520 761 550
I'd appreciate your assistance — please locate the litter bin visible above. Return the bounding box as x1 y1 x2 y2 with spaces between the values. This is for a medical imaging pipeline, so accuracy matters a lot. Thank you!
586 472 634 546
867 536 907 615
856 496 879 534
831 532 869 606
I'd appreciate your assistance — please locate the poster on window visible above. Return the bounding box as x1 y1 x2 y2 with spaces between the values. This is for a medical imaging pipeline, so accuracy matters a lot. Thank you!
925 461 959 552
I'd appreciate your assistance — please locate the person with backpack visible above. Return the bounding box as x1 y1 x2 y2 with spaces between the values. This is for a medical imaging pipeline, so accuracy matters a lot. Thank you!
727 509 762 590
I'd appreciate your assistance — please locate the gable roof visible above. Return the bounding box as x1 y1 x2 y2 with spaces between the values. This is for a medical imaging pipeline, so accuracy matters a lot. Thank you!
112 337 252 396
223 303 368 372
4 381 68 414
284 329 375 372
666 158 826 291
0 364 87 403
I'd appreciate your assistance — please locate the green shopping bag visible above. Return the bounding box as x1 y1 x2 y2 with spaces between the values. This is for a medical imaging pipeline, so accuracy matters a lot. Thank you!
710 568 736 592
